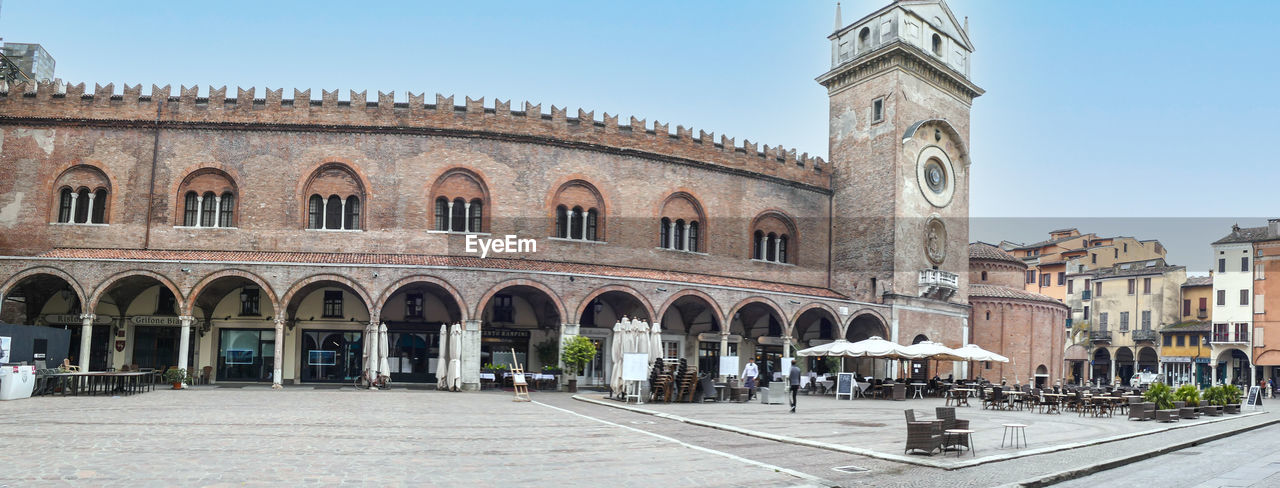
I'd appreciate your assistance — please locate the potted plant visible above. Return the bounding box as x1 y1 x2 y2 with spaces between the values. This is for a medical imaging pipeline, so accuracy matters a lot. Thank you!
162 368 187 390
1203 385 1227 416
562 335 596 393
1142 382 1175 411
1173 384 1201 411
1223 384 1244 413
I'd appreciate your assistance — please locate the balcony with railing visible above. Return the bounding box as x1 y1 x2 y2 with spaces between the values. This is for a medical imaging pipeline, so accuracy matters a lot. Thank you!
1133 329 1158 343
1090 330 1112 343
1212 331 1249 343
1197 309 1208 319
918 269 959 300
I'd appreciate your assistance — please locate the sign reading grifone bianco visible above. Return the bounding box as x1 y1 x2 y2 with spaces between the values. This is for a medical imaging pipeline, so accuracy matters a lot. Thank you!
130 316 187 327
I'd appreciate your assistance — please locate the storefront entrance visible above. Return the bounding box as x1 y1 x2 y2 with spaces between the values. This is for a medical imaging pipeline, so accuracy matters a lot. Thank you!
481 329 530 371
68 324 110 371
386 328 438 383
754 345 782 382
217 328 275 382
301 330 363 383
133 326 179 371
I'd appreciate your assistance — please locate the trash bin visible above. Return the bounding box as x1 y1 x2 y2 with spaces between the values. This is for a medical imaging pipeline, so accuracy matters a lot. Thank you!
0 365 36 400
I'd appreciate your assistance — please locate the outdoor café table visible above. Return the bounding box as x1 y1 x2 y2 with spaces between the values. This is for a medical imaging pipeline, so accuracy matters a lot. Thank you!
1042 393 1068 413
1003 390 1024 410
910 382 927 399
944 429 976 457
479 372 496 389
950 388 974 407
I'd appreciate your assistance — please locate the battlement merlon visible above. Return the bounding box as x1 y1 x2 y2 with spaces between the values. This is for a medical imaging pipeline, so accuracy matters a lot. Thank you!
0 82 828 190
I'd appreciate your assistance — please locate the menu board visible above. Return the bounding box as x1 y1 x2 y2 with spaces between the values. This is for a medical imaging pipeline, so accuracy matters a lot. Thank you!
1246 386 1261 408
836 372 855 400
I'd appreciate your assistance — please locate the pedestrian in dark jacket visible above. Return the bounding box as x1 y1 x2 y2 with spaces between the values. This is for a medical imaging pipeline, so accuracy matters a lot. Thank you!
789 364 802 413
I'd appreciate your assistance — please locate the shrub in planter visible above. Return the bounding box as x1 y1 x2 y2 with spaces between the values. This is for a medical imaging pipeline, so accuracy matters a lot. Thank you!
1223 384 1243 404
1173 384 1201 405
162 368 188 388
1204 385 1229 406
562 335 597 392
1142 382 1175 411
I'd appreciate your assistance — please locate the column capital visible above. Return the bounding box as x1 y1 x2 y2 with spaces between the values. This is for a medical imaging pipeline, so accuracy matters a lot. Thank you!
274 317 287 326
79 313 96 321
178 315 195 325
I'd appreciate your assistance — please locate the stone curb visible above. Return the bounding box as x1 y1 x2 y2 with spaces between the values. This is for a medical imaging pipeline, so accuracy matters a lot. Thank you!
572 394 1270 471
996 411 1280 488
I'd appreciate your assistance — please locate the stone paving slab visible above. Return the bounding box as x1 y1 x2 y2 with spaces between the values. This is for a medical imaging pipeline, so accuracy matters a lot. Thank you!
0 389 816 487
574 393 1269 469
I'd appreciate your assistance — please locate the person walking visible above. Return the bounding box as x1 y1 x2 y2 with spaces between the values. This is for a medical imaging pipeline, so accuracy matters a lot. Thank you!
742 359 759 401
789 362 802 413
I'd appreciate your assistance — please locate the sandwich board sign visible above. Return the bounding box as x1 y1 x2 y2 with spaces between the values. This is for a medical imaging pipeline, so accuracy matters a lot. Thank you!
836 372 855 400
1245 386 1261 410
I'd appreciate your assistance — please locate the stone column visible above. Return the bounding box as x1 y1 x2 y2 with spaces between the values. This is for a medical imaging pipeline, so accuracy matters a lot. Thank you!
339 199 347 230
461 319 482 391
444 200 454 231
195 195 204 227
85 192 96 223
889 306 900 380
960 317 970 379
273 318 286 389
668 220 676 249
213 195 222 227
463 202 472 233
78 313 94 371
177 315 193 388
1109 352 1116 386
719 331 730 381
320 197 328 229
68 192 79 223
568 209 576 239
683 222 691 251
771 236 780 262
758 234 767 259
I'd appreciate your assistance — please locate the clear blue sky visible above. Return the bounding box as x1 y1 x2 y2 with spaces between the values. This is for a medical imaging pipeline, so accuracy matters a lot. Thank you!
3 1 1275 269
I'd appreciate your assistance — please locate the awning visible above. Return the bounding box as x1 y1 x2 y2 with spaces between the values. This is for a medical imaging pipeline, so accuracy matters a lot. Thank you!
1064 344 1089 361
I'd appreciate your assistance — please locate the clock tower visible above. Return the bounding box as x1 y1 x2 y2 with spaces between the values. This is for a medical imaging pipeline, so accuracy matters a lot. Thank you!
819 0 983 352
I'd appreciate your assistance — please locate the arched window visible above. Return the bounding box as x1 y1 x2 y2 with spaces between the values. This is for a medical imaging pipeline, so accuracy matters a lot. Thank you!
981 271 988 282
858 27 870 51
674 219 686 251
201 191 217 227
570 206 584 239
344 196 360 230
450 198 466 232
555 205 568 238
74 189 90 223
749 211 796 264
687 221 698 253
468 198 482 233
931 33 942 56
585 209 598 241
753 230 764 259
219 192 234 227
58 188 73 223
325 195 343 230
659 217 671 248
766 232 778 262
985 311 991 320
435 197 449 231
778 235 788 263
308 195 323 229
89 189 106 223
183 192 199 226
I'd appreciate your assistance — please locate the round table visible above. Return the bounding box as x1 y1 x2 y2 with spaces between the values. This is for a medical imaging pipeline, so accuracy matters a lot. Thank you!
1001 423 1028 448
944 429 975 457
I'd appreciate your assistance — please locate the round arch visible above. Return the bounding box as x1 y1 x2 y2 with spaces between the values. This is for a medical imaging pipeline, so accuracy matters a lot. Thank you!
279 274 375 318
656 289 726 327
472 278 568 325
724 296 787 333
88 269 184 314
546 177 610 240
184 268 280 317
574 285 656 324
902 118 970 164
843 309 889 339
789 303 840 341
0 266 89 308
375 275 468 323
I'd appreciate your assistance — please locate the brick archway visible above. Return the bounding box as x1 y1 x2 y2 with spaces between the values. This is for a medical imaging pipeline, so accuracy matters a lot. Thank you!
790 302 840 339
472 278 567 326
725 296 788 337
0 266 89 309
843 308 889 340
88 269 184 314
375 275 468 323
574 284 656 323
279 274 375 319
184 268 280 318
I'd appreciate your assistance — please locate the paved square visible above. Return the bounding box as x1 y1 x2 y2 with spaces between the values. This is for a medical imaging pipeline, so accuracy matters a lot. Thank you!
1 388 816 487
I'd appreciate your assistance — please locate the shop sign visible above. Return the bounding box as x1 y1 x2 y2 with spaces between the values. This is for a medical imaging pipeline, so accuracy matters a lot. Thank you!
1162 356 1191 363
115 340 126 352
1195 358 1211 364
130 316 185 327
757 336 788 346
482 329 531 339
44 314 111 325
697 333 741 342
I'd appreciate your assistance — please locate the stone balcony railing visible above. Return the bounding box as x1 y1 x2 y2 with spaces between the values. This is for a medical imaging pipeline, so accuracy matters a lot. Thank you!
1090 330 1112 343
918 269 958 300
1133 329 1159 343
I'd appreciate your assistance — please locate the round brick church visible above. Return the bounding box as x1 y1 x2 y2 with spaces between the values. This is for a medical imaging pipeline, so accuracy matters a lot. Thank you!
0 0 985 389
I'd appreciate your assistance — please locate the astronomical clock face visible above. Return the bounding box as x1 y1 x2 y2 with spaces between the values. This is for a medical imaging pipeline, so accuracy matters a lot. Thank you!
925 217 946 265
915 145 956 208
